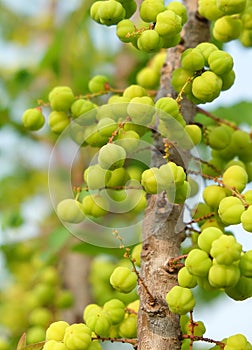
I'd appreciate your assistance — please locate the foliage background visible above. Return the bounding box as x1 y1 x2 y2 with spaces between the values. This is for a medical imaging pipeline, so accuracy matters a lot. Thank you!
0 0 252 348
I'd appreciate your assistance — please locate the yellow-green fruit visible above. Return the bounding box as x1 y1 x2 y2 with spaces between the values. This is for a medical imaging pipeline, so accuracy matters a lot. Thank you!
241 205 252 232
240 29 252 47
241 7 252 30
139 0 165 22
210 235 242 265
136 67 160 89
220 69 236 91
56 199 85 224
239 250 252 277
198 0 224 20
208 50 234 75
222 165 248 192
103 299 125 325
208 125 232 150
181 48 205 72
178 267 197 288
70 99 96 124
171 67 193 94
29 307 52 328
155 96 180 118
46 321 70 341
85 164 111 190
225 275 252 300
132 244 142 267
63 323 92 350
218 196 245 225
98 0 126 26
192 71 223 103
197 227 223 254
110 266 137 293
213 16 242 42
118 314 137 338
123 84 147 99
26 326 46 344
185 249 212 277
90 1 103 23
118 0 137 19
106 167 130 187
43 340 68 350
224 334 252 350
88 75 109 93
203 185 226 209
185 320 206 337
83 304 102 322
141 167 163 194
208 263 240 288
48 86 74 111
137 30 163 53
84 125 108 147
127 96 155 125
116 19 135 43
22 108 45 131
85 311 111 337
86 340 102 350
216 0 247 15
116 130 140 153
155 10 182 37
166 286 196 315
49 111 70 134
82 194 109 218
196 42 218 64
184 124 202 145
166 1 187 25
98 143 126 170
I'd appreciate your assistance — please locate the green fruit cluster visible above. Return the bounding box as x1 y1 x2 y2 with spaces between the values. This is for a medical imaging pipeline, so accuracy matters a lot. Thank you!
179 226 252 300
199 0 252 47
171 42 235 104
91 0 187 52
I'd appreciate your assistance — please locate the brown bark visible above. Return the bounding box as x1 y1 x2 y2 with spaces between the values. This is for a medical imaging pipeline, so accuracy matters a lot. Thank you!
137 1 210 349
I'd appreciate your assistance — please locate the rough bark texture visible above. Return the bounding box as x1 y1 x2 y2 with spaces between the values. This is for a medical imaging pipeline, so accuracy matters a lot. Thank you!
137 1 210 349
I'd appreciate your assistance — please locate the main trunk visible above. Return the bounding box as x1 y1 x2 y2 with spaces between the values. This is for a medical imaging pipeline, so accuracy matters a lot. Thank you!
137 1 210 349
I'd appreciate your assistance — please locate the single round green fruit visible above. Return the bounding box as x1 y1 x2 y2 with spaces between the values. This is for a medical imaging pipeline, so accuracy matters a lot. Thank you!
70 99 96 123
203 185 227 209
155 10 182 37
42 340 68 350
84 164 111 190
239 250 252 277
131 244 142 267
181 48 205 72
29 307 52 328
198 227 223 253
98 0 126 26
137 30 163 53
224 334 252 350
218 196 245 225
178 267 197 288
222 165 248 192
192 71 223 103
216 0 247 15
208 50 234 75
82 194 109 218
98 143 126 170
166 1 187 25
123 84 147 99
185 320 206 337
210 235 242 264
166 286 196 315
198 0 224 20
116 19 135 43
185 249 212 277
103 299 125 325
208 263 240 288
118 314 137 338
85 311 111 337
110 266 137 293
46 321 70 341
207 125 232 150
241 205 252 232
48 86 74 111
56 199 85 224
213 16 242 42
184 124 202 145
139 0 165 22
88 75 109 93
63 323 92 350
22 108 45 131
49 111 70 134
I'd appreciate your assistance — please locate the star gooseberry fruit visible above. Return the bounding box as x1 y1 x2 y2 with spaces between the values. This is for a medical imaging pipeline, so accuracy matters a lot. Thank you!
56 199 85 224
22 108 45 131
110 266 137 293
166 286 196 315
98 143 126 170
48 86 74 111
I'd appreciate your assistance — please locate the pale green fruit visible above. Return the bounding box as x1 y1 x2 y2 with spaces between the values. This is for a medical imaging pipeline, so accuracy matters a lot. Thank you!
208 263 240 288
198 227 223 253
218 196 245 225
192 71 223 103
210 235 242 264
166 286 196 315
241 205 252 232
203 185 227 209
22 108 45 131
98 143 126 170
208 50 234 75
222 165 248 192
185 249 212 277
48 86 74 111
213 16 242 42
57 199 85 224
46 321 70 341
